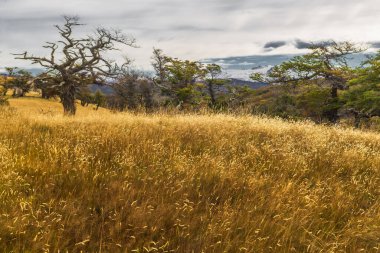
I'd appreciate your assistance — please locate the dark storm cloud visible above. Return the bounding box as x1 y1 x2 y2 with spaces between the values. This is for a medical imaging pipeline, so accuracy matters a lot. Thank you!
294 39 313 49
264 41 287 49
294 39 335 49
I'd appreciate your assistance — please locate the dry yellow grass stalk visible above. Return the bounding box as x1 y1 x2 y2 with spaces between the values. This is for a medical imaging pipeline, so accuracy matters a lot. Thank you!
0 98 379 252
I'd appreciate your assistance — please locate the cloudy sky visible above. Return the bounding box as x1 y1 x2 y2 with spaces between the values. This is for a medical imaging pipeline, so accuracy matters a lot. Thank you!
1 0 380 73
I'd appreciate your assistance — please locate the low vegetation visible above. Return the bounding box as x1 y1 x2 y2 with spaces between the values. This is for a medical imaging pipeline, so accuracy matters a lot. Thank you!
0 98 379 252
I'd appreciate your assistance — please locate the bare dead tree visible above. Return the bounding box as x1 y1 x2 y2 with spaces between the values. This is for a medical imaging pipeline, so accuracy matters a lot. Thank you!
109 68 156 111
14 16 136 115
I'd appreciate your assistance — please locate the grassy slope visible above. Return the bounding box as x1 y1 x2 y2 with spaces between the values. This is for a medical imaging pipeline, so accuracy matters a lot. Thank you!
0 98 380 252
8 96 110 116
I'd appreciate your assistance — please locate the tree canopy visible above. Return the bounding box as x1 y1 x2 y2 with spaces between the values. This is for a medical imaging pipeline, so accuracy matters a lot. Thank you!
15 16 136 115
251 41 364 122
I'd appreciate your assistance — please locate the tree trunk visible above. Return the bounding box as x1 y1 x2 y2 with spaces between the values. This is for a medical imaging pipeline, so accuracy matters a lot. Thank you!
354 117 361 128
331 86 338 98
127 82 137 110
61 85 77 115
41 89 48 99
141 86 154 111
354 113 361 128
326 86 339 123
208 82 216 107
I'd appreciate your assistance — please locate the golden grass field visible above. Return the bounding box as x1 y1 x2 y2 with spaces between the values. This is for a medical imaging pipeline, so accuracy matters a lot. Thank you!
0 97 380 252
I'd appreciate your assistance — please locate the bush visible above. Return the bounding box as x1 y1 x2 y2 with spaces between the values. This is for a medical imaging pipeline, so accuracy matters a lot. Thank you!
0 95 9 106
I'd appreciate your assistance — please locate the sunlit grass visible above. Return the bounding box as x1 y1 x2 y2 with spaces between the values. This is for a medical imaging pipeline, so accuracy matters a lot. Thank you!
8 97 110 117
0 98 379 252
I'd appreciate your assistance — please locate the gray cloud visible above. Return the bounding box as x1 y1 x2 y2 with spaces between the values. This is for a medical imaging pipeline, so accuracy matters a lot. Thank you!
294 39 313 49
293 39 335 49
171 25 223 32
0 0 379 70
369 42 380 49
264 41 287 49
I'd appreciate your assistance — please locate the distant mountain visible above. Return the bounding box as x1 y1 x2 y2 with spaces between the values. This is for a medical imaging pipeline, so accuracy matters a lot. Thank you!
229 78 267 89
203 53 375 81
1 53 375 84
26 68 45 75
88 84 115 95
86 78 266 97
0 68 44 76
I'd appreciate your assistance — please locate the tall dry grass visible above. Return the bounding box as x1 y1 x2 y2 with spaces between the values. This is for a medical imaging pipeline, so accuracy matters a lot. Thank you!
0 98 380 252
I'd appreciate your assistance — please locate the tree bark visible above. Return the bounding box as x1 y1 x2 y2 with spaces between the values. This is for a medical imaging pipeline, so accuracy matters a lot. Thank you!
354 115 361 128
325 86 339 123
141 82 154 111
350 110 361 128
208 82 216 107
61 85 77 115
41 89 49 99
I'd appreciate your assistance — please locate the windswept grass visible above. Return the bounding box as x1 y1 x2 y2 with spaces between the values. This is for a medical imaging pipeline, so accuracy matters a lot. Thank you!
0 98 380 252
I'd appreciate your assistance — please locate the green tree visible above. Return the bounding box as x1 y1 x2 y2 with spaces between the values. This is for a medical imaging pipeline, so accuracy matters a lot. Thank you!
204 64 226 108
151 49 205 108
251 41 363 123
226 85 256 109
342 51 380 127
295 85 332 122
2 68 33 97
